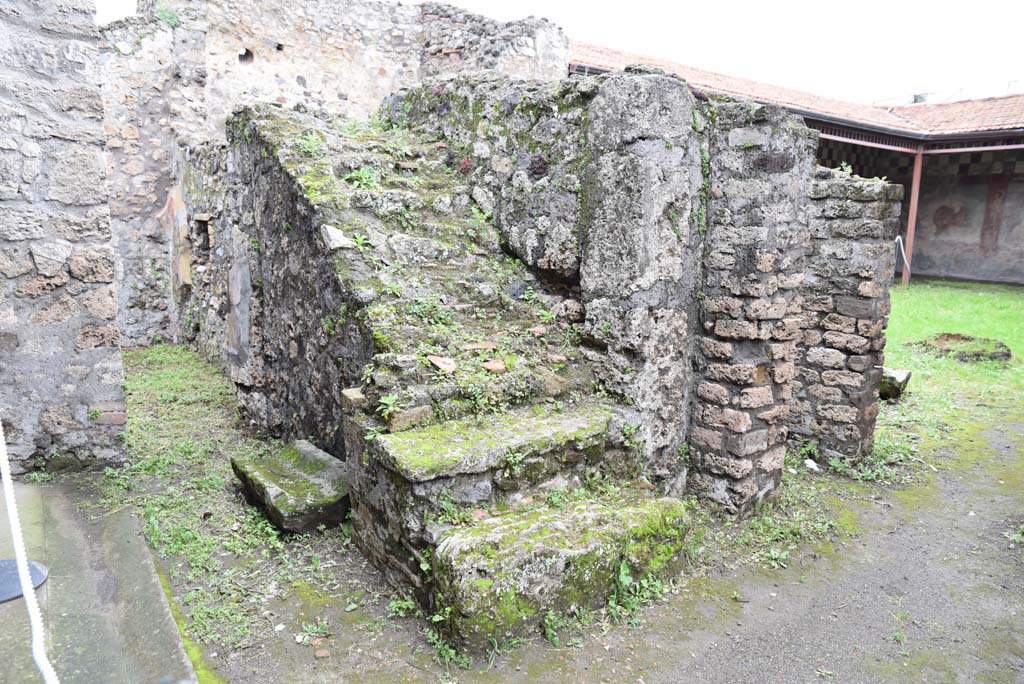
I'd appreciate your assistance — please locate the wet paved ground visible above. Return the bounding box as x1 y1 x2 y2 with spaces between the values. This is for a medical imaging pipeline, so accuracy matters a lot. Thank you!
0 482 195 684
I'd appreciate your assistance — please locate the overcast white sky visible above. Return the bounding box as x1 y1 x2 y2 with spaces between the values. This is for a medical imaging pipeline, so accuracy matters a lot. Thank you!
95 0 1024 105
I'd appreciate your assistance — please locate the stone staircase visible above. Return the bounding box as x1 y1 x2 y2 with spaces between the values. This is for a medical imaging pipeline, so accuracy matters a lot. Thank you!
223 104 692 650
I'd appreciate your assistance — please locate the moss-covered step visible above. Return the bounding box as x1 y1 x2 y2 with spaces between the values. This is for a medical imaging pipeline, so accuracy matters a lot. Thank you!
367 402 612 482
232 440 349 533
431 496 689 651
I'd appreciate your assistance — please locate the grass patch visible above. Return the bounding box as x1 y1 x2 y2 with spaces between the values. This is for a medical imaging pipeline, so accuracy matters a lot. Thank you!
86 344 354 653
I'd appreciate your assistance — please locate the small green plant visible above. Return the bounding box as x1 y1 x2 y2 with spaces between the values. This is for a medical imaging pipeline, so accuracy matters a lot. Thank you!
765 547 790 568
677 443 690 464
542 609 571 646
297 131 323 156
352 233 371 252
425 627 471 670
538 309 556 323
296 618 331 644
486 635 525 669
24 471 56 484
343 166 380 190
249 236 260 252
837 161 854 174
155 4 181 28
377 394 401 419
387 597 417 618
466 205 491 239
437 490 474 526
607 561 666 623
545 490 568 510
504 450 525 474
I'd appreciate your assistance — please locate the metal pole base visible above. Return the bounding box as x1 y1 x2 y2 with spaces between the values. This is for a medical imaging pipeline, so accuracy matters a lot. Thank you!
0 559 48 604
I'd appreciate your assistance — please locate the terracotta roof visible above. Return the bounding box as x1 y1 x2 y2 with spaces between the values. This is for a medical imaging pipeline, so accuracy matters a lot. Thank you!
569 41 1024 138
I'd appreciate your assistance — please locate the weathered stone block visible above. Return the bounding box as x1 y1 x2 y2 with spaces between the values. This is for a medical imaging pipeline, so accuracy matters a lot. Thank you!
433 498 688 651
232 440 350 533
879 367 911 400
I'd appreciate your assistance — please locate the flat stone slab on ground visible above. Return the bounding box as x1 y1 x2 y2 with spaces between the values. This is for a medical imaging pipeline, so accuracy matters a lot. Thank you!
232 440 349 533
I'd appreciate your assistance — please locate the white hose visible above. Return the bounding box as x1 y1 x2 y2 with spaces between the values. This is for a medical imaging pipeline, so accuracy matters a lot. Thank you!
894 235 911 278
0 421 60 683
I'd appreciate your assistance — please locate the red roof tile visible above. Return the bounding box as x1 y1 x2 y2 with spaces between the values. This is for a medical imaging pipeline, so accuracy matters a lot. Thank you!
569 41 1024 137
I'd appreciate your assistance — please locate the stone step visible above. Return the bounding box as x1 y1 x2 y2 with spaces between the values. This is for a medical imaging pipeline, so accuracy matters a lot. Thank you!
430 496 690 651
370 401 612 482
232 440 349 533
347 400 641 594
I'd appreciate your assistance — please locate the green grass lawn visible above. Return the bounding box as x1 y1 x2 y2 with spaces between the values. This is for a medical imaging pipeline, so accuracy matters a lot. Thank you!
885 278 1024 398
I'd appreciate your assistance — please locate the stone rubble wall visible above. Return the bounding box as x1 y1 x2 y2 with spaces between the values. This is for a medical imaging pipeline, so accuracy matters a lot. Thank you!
789 167 902 461
420 2 568 82
384 68 705 485
98 9 208 345
687 99 819 514
381 72 904 504
97 0 568 347
0 0 125 472
578 69 705 486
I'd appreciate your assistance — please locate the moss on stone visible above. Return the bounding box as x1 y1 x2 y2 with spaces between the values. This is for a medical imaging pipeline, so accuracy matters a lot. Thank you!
371 403 611 481
431 496 688 650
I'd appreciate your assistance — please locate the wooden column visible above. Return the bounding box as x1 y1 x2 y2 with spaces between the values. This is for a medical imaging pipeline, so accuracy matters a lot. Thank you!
901 148 923 285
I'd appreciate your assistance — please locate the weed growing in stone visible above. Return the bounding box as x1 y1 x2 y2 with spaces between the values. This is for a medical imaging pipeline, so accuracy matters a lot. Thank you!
425 627 471 670
376 393 401 419
343 166 380 190
297 131 324 156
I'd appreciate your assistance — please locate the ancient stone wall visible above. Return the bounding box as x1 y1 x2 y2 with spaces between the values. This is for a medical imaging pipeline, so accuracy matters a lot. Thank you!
97 0 569 346
420 2 568 81
687 99 819 513
98 8 207 344
383 69 704 486
0 0 125 472
789 167 902 461
172 67 901 514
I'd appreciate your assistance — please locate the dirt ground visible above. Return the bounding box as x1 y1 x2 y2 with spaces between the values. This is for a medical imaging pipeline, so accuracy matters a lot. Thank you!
216 416 1024 684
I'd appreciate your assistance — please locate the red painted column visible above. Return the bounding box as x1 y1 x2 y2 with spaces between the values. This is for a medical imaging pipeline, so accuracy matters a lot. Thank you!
901 149 923 285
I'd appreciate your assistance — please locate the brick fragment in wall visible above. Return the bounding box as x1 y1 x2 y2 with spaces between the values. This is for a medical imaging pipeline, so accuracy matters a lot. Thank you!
816 404 860 423
700 337 733 359
746 297 788 320
705 363 764 385
701 405 753 433
725 429 769 457
822 331 870 354
700 452 753 479
728 476 759 502
806 346 847 369
738 385 773 408
771 361 796 383
821 369 865 388
755 446 786 473
846 355 874 372
821 313 856 333
808 384 843 402
697 382 731 406
769 340 799 361
713 318 761 340
690 427 724 451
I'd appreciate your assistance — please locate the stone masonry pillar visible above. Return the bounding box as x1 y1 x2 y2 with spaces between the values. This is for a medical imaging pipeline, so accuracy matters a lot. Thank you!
687 99 818 514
